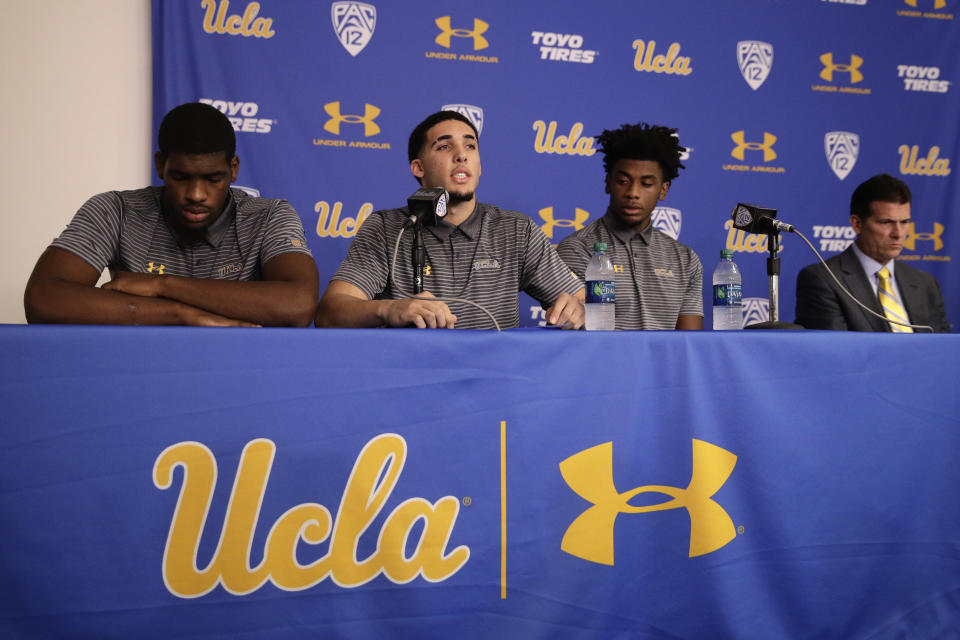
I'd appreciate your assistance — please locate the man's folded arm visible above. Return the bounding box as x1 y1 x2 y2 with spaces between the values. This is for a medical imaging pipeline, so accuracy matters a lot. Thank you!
23 247 253 326
24 247 318 327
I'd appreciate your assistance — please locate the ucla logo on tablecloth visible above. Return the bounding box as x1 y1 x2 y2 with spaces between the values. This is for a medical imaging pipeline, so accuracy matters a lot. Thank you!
199 99 274 134
533 121 596 157
651 207 682 240
824 131 860 180
736 41 773 90
538 206 591 240
531 31 597 64
812 224 855 252
812 53 871 94
898 65 951 92
314 102 390 150
201 0 275 38
898 144 951 176
331 1 376 56
724 131 785 174
441 104 484 135
632 39 692 75
426 17 499 63
153 434 469 597
898 0 954 19
559 439 737 565
742 297 769 327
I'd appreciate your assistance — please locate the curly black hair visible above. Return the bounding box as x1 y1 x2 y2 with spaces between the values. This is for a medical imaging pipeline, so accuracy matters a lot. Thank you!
595 123 686 182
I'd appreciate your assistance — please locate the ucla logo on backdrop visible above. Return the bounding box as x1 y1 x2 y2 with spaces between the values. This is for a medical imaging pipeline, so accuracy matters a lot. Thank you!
441 104 484 135
651 207 682 240
632 39 692 75
898 0 954 19
559 439 737 564
742 298 769 327
723 131 786 174
533 121 597 157
153 434 470 597
315 200 373 238
824 131 860 180
331 1 376 56
898 144 951 176
812 53 872 94
812 224 856 252
821 0 867 4
200 99 274 134
426 17 499 63
538 206 591 240
897 65 951 92
313 102 390 150
531 31 597 64
736 41 773 90
201 0 275 38
725 220 783 254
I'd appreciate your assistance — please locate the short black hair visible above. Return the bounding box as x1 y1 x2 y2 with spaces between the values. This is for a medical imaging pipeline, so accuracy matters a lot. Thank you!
407 110 479 163
850 174 912 220
157 102 236 160
596 122 686 182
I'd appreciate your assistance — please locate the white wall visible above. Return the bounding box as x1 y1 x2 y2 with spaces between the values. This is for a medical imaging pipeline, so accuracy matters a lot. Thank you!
0 0 151 323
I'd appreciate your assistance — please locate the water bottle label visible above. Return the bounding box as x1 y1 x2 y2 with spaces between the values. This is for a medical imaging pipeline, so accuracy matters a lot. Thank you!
713 283 742 306
586 280 615 304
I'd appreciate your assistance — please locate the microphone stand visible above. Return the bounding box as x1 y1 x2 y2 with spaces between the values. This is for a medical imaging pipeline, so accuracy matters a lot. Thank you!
412 219 425 294
745 231 803 330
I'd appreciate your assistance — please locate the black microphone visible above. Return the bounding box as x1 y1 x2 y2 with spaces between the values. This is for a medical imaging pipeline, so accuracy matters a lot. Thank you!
405 187 449 228
731 203 795 234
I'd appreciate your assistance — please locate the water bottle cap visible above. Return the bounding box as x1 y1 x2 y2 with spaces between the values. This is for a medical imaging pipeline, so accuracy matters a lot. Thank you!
720 249 734 259
593 242 608 252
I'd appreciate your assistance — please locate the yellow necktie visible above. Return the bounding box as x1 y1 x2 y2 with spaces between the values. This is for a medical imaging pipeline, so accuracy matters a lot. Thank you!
877 267 913 333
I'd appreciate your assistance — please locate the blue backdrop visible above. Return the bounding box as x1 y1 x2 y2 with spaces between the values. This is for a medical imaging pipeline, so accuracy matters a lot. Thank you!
152 0 958 329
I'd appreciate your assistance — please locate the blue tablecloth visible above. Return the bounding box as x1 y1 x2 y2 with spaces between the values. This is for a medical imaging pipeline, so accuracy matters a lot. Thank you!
1 326 958 638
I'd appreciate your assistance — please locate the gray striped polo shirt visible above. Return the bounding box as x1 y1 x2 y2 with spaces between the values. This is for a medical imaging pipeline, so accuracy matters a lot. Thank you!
558 211 703 330
50 187 312 280
332 202 583 329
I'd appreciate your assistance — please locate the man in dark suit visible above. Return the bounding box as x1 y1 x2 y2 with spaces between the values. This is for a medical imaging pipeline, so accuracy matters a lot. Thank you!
795 174 950 333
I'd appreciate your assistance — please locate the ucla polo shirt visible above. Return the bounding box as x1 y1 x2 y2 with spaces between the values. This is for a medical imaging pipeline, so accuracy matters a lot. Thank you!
51 187 312 280
332 202 583 329
558 211 703 330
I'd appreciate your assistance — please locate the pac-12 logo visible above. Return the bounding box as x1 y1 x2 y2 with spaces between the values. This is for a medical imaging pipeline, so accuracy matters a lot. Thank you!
737 41 773 90
825 131 860 180
331 1 376 56
742 297 769 327
651 207 682 240
441 104 484 135
559 439 738 564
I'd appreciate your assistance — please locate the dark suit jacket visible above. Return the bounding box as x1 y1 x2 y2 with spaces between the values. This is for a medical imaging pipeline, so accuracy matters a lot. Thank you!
795 246 950 332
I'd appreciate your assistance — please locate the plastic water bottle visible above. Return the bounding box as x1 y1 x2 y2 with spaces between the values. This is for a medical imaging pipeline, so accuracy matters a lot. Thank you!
712 249 742 330
585 242 616 331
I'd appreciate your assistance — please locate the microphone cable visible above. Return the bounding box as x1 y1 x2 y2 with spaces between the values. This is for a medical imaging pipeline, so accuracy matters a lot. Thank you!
389 224 501 331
